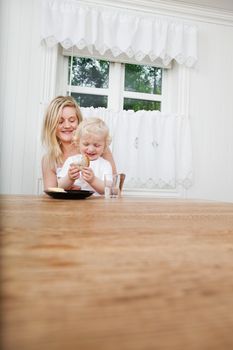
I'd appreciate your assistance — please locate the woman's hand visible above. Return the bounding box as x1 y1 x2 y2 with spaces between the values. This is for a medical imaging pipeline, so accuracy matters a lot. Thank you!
81 167 95 184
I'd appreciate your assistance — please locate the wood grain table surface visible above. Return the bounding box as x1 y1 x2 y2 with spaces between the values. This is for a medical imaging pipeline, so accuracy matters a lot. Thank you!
1 194 233 350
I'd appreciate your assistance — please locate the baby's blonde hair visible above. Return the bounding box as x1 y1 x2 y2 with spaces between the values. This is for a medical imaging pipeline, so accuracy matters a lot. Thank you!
41 95 83 167
73 117 111 149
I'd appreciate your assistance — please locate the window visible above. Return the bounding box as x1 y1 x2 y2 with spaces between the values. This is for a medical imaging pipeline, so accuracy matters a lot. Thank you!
66 56 164 112
54 51 191 198
124 63 162 111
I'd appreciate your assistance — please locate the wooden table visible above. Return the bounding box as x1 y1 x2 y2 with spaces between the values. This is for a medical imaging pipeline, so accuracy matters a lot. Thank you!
1 194 233 350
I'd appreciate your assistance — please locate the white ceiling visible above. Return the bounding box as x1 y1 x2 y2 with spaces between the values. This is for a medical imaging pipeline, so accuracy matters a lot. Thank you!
168 0 233 12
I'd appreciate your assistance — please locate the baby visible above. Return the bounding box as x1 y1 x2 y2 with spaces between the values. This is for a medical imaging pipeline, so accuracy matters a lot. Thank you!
58 117 112 195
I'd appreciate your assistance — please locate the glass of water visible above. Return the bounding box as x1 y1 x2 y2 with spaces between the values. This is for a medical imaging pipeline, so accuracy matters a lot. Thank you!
104 174 120 198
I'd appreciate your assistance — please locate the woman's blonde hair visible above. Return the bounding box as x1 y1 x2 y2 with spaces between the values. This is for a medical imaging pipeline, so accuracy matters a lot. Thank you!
41 95 83 167
73 117 111 149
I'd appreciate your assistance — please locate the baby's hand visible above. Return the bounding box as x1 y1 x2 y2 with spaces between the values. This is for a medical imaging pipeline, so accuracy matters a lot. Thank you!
68 163 81 180
81 167 95 184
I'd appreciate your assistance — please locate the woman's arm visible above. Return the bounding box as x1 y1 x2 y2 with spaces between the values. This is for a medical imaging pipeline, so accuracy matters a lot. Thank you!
42 156 81 190
57 175 75 190
41 156 58 190
102 147 117 174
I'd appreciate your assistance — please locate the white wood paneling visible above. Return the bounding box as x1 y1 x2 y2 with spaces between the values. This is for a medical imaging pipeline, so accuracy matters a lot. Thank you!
0 0 43 194
0 0 19 193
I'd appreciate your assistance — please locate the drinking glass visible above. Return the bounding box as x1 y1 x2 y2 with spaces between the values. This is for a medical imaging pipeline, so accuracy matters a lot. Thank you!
104 174 120 198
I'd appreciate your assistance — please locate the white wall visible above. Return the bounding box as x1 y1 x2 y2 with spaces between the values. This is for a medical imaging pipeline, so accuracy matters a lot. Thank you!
0 0 43 194
188 21 233 202
0 0 233 202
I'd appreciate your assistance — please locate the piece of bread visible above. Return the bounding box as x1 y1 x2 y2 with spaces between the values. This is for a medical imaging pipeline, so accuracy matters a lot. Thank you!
72 155 90 170
47 187 66 192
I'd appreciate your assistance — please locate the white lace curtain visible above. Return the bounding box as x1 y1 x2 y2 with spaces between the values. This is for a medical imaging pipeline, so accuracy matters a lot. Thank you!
41 0 197 67
81 108 193 189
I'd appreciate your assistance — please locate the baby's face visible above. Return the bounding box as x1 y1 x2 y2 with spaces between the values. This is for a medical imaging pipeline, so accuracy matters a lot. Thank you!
79 133 106 161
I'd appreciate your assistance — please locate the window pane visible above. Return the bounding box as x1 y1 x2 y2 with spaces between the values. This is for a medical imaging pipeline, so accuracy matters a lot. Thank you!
71 93 108 108
69 57 109 88
124 98 161 112
125 64 162 95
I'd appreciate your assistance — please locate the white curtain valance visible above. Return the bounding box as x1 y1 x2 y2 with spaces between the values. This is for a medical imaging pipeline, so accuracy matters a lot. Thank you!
81 107 193 190
41 0 198 68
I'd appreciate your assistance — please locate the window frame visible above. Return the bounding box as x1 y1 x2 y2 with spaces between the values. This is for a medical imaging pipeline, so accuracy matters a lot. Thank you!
63 55 168 112
54 47 190 198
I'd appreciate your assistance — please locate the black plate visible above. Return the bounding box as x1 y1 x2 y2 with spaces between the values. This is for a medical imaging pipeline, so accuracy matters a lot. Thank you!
44 189 94 199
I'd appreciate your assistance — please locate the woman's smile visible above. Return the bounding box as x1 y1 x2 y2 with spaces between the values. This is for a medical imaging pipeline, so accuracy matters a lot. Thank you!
56 106 79 142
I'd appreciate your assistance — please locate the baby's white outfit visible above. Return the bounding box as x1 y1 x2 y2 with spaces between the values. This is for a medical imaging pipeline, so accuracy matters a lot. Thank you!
58 154 112 195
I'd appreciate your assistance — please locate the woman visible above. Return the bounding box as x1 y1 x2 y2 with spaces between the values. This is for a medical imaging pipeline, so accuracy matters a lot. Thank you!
41 95 116 190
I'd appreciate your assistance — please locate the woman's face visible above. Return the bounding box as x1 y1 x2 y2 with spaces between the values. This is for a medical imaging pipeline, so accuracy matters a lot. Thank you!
56 106 79 143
